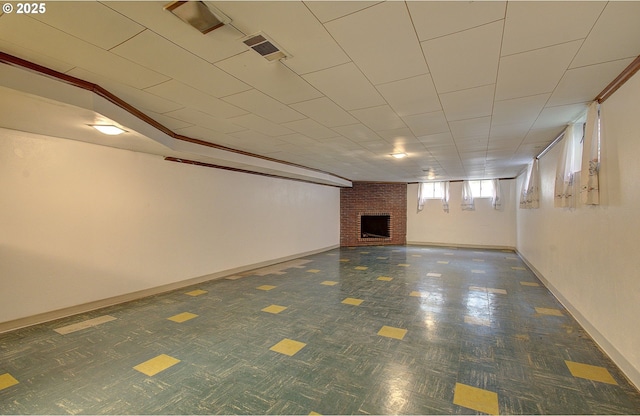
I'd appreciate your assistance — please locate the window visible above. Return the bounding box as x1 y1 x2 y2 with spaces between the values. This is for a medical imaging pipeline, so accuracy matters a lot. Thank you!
419 182 444 199
467 180 495 198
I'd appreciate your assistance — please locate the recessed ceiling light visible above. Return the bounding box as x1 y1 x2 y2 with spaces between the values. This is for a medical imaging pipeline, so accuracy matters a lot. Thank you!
391 153 407 159
90 124 126 135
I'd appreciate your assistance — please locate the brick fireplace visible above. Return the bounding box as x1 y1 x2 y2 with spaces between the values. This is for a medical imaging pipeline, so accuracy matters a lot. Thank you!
340 182 407 247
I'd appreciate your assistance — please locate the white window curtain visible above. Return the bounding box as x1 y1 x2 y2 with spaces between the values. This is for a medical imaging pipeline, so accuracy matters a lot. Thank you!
417 182 428 212
461 180 475 211
519 159 540 209
491 179 502 210
441 181 450 213
554 123 582 208
580 101 601 205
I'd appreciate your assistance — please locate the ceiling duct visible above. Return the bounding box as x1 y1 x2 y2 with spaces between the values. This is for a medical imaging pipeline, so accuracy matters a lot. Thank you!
242 32 290 62
164 1 231 34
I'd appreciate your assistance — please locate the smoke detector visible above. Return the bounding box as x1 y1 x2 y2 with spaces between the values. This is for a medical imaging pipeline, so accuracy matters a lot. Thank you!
241 32 290 62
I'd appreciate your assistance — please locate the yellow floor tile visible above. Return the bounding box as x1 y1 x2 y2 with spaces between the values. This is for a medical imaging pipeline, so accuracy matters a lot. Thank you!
185 289 207 297
133 354 180 377
512 266 527 270
354 266 368 270
262 305 288 314
339 259 350 262
377 325 407 340
565 361 618 385
376 257 388 260
409 291 424 297
309 412 321 415
167 312 198 323
0 373 19 391
307 269 321 273
321 280 338 286
359 251 369 254
454 383 499 415
520 281 540 287
437 261 449 264
342 298 363 306
535 307 563 316
269 338 306 356
471 269 486 274
398 263 410 267
256 285 276 291
377 276 393 281
427 272 442 277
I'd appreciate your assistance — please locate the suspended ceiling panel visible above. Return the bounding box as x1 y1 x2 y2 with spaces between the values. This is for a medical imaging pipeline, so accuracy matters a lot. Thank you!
1 0 639 183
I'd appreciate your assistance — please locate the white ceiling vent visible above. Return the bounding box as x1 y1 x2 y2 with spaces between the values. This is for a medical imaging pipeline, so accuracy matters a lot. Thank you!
242 32 290 62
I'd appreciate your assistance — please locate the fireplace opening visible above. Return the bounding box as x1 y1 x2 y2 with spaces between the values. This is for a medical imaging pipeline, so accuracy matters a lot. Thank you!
361 215 391 239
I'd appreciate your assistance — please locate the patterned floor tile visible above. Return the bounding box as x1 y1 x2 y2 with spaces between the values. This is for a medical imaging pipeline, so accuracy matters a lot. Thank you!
133 354 180 376
185 289 207 296
167 312 198 323
341 298 363 306
269 338 306 356
261 305 288 314
377 325 408 340
565 361 618 385
0 373 19 391
453 382 499 415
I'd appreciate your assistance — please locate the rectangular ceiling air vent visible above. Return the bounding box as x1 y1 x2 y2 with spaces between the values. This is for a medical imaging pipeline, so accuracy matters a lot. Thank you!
242 32 290 62
164 1 231 34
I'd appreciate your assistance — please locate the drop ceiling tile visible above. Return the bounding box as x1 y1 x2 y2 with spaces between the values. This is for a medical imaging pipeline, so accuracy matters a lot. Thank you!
489 123 530 142
223 89 305 124
532 103 589 131
548 58 633 107
305 1 381 23
33 1 144 50
422 21 502 94
324 2 428 85
570 2 640 68
302 63 385 110
350 105 406 132
173 125 234 145
492 94 550 127
358 140 394 153
450 117 491 140
440 84 495 122
215 1 350 74
522 127 567 146
376 74 441 117
281 119 337 140
141 110 193 131
0 39 74 74
145 80 247 119
0 16 169 89
407 1 506 41
111 30 250 98
290 97 358 127
104 2 247 64
66 67 183 115
227 114 294 137
164 108 246 134
377 128 418 144
417 132 455 146
403 111 450 136
331 123 381 143
216 51 322 105
501 2 605 56
496 40 582 101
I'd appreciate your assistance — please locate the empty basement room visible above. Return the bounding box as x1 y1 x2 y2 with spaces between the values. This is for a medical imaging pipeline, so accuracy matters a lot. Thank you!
1 1 640 414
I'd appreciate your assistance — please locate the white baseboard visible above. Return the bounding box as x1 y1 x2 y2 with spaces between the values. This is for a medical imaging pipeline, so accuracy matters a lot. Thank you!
517 250 640 390
0 244 339 334
407 241 516 251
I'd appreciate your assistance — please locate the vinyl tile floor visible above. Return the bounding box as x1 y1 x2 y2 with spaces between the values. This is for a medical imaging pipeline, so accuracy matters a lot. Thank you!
1 245 640 415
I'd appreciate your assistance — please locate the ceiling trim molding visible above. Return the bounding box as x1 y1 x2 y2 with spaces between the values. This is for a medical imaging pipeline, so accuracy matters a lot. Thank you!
596 55 640 103
164 157 345 188
0 50 351 186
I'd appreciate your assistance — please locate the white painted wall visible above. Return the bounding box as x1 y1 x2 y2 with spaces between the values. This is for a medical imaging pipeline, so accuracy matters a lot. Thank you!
407 180 517 248
516 72 640 387
0 129 339 324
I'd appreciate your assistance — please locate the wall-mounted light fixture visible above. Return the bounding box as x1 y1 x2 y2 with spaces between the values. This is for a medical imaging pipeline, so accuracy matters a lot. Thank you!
90 124 126 135
164 1 231 34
